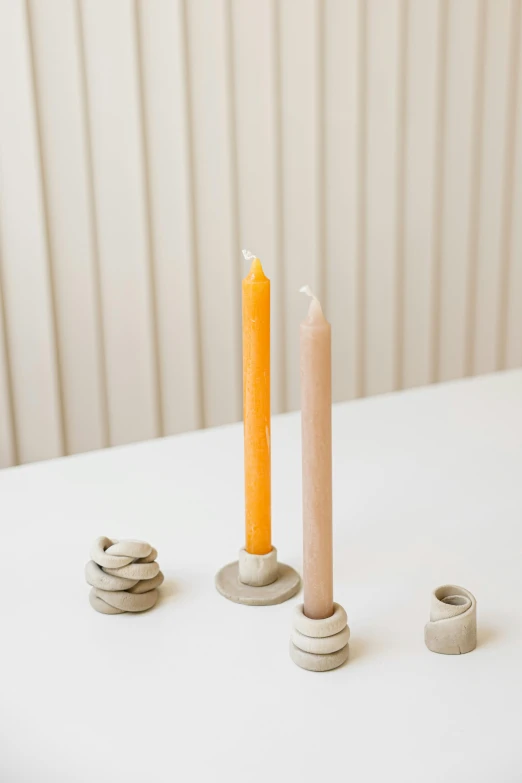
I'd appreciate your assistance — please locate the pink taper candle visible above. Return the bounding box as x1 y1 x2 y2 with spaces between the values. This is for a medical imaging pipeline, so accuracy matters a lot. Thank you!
300 286 334 621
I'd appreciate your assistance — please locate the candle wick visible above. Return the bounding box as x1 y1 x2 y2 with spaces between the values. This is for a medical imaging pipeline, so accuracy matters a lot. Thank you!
300 284 320 303
300 285 325 320
242 249 256 262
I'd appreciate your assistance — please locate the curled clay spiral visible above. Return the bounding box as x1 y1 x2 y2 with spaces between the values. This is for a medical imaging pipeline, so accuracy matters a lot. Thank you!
86 537 164 614
424 585 477 655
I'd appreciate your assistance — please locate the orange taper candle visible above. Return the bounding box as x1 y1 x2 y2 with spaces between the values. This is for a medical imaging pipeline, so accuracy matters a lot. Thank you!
242 252 271 555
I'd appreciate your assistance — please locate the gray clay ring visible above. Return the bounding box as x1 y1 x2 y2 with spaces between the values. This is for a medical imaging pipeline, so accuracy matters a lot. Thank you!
90 537 151 569
91 586 159 613
293 602 348 638
102 560 160 580
85 560 139 591
127 571 165 594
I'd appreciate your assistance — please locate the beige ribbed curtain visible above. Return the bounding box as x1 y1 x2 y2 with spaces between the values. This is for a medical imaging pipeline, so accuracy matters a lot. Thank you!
0 0 521 467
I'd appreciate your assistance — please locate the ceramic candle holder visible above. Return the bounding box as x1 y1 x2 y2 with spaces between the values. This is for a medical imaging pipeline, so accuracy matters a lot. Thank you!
424 584 477 654
289 602 350 671
215 547 301 606
86 536 164 614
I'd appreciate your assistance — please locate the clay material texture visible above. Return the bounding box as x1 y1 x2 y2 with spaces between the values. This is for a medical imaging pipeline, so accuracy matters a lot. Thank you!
86 537 163 614
424 585 477 655
238 547 278 586
215 554 300 606
290 602 349 671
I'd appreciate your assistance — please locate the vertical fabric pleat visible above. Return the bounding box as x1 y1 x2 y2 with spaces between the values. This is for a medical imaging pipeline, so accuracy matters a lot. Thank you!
0 0 520 466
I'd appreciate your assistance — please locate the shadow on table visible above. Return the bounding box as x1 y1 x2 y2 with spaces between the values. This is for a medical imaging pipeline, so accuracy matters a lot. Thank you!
348 636 373 664
477 624 500 649
158 578 178 605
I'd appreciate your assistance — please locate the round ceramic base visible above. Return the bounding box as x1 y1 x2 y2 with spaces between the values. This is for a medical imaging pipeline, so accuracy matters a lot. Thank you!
290 641 349 672
215 560 301 606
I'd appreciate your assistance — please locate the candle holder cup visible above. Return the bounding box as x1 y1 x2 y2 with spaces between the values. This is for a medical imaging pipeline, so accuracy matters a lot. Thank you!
215 547 301 606
424 585 477 654
289 602 350 671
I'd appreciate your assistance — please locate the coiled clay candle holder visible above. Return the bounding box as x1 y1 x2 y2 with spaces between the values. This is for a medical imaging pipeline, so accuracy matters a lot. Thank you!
86 537 164 614
290 603 350 671
424 585 477 654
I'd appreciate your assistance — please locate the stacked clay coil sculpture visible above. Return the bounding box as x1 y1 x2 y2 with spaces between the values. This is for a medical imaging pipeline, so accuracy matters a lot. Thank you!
86 537 164 614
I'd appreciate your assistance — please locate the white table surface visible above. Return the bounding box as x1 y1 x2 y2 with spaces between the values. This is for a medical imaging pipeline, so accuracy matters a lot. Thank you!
1 371 522 783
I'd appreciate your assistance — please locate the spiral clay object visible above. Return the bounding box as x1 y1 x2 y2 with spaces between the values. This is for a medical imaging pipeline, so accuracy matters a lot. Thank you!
424 584 477 654
86 536 164 614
